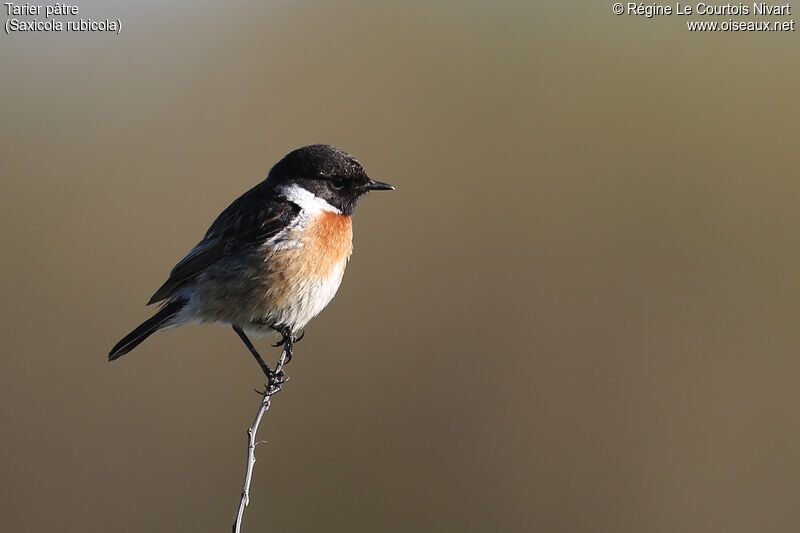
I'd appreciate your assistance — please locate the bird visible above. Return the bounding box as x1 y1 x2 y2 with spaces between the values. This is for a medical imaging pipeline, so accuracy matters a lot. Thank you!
109 144 393 387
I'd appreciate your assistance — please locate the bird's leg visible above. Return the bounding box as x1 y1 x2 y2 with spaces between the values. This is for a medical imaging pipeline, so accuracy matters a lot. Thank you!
233 326 285 394
271 325 300 365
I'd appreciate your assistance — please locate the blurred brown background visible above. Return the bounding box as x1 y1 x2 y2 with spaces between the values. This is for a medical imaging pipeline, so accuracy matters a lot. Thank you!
1 1 799 532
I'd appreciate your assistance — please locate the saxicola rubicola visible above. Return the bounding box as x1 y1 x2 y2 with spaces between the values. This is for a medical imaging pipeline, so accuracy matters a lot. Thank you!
109 144 393 385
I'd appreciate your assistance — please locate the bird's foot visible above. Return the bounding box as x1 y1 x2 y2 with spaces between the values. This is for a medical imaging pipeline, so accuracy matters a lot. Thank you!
271 327 300 366
254 368 287 396
271 328 303 348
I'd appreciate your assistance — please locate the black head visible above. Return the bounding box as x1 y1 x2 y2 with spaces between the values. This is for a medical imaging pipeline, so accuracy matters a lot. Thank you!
267 144 393 215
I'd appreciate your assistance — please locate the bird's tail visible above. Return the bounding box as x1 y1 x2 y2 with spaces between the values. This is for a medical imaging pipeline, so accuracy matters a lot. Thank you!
108 299 187 361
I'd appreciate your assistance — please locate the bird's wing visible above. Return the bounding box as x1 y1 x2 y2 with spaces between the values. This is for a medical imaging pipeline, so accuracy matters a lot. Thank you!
147 188 300 305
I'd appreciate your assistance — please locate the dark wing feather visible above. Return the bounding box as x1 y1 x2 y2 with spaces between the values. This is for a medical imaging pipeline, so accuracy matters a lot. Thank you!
147 183 299 305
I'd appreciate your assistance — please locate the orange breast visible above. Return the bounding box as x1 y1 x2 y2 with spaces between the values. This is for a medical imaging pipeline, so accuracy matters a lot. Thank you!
255 210 353 318
304 211 353 278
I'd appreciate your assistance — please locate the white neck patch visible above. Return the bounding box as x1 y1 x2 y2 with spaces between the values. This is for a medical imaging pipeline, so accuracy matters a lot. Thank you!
279 184 341 215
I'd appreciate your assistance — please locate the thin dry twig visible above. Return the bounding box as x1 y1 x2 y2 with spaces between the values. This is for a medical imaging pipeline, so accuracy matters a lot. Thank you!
232 345 290 533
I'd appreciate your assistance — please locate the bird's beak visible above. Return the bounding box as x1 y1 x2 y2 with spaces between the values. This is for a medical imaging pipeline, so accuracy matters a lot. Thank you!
364 179 395 191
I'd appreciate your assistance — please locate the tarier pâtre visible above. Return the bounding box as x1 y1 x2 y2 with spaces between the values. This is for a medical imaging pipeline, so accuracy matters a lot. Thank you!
3 3 79 17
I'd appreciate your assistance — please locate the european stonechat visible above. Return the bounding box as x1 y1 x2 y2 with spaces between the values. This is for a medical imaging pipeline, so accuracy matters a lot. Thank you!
109 144 393 382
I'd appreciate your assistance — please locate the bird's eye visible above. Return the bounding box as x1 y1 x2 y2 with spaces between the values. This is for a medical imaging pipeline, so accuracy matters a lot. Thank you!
330 177 346 190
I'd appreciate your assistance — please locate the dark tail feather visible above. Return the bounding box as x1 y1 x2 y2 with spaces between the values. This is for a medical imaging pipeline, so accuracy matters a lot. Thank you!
109 299 187 361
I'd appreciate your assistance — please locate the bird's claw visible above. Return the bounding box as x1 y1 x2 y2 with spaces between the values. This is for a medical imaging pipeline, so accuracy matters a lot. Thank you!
272 329 303 347
271 328 299 366
282 347 293 366
254 369 286 396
